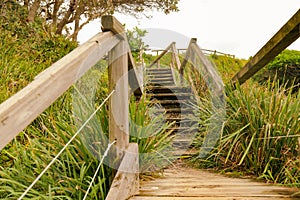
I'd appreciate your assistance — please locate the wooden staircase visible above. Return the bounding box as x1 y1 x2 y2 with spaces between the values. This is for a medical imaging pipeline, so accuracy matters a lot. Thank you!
146 67 198 155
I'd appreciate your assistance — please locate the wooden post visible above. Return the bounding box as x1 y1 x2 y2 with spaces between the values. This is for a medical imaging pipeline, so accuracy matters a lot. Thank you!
106 143 139 200
0 32 119 150
231 9 300 85
102 16 129 165
108 40 129 162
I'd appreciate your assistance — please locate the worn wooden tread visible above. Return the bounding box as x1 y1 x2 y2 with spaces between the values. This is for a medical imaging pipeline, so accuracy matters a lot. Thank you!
130 166 299 200
146 68 172 71
148 93 192 97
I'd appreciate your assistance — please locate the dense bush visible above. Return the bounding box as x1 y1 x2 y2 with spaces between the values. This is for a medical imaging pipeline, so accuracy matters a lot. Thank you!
193 82 300 186
254 50 300 92
209 54 247 82
0 0 77 103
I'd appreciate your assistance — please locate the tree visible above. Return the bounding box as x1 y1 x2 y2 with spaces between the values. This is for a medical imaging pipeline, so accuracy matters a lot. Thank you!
17 0 179 40
127 26 148 62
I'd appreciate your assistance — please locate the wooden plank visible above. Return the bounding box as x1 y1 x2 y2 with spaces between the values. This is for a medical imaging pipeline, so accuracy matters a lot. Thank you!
128 52 143 95
180 38 197 76
102 15 143 96
106 143 139 200
0 32 119 150
131 166 299 199
190 43 224 96
101 15 125 39
149 42 175 68
108 39 129 161
172 43 182 71
130 197 294 200
232 9 300 85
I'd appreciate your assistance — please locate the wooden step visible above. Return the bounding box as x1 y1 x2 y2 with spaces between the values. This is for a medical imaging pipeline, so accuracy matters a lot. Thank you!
167 120 198 127
148 77 174 82
130 166 300 199
147 74 173 78
155 108 194 114
146 70 172 75
172 138 194 148
147 86 192 93
146 68 172 72
147 81 176 86
150 100 195 110
149 92 192 98
167 127 199 134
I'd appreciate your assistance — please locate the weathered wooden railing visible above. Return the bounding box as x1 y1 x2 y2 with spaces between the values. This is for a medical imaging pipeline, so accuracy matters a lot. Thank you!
149 38 224 100
231 9 299 86
0 16 141 199
152 47 235 58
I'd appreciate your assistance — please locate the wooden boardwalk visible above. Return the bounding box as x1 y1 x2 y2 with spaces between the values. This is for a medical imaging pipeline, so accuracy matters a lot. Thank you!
130 163 300 200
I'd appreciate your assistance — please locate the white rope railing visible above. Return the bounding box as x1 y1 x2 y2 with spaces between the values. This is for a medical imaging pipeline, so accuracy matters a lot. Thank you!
18 90 115 200
83 140 116 200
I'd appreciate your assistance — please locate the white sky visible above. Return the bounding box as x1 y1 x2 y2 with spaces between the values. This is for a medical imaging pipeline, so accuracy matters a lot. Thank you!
78 0 300 59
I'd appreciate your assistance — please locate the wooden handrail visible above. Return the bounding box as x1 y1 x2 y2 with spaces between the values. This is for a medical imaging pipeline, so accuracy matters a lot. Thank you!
180 38 197 77
171 42 182 71
0 15 140 198
231 9 300 86
152 46 235 58
0 31 120 150
190 42 224 95
149 42 175 68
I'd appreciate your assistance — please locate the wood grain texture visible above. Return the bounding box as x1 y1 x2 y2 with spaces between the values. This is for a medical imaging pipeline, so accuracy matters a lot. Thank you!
106 143 139 200
0 32 119 150
128 51 143 95
130 165 299 200
232 9 300 85
101 15 125 39
149 42 175 68
108 40 129 161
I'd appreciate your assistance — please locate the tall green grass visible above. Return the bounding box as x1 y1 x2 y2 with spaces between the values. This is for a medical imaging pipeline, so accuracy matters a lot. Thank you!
0 97 111 199
129 95 174 173
0 64 173 199
192 81 300 186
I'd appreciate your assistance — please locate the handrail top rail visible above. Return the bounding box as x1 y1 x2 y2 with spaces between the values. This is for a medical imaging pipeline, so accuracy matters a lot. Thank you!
0 15 143 151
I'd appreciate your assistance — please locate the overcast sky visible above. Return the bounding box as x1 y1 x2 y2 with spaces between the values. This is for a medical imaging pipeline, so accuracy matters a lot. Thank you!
78 0 299 59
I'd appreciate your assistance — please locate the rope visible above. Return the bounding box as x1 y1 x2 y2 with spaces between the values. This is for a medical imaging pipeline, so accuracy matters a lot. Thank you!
83 140 116 200
18 90 115 200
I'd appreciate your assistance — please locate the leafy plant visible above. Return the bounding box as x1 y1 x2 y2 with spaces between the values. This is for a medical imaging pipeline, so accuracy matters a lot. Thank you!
192 81 300 186
129 95 175 173
254 50 300 92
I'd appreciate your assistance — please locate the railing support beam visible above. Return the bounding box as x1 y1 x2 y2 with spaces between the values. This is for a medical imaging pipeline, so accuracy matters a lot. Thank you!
231 9 300 85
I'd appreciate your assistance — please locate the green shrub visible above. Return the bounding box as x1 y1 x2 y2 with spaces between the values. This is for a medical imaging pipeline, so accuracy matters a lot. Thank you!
0 1 77 103
209 54 247 82
254 50 300 92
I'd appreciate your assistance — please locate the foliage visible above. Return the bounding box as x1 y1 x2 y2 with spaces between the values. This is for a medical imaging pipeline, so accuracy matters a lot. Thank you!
0 1 77 103
0 57 174 199
266 50 300 70
0 93 112 199
129 95 174 173
254 50 300 92
209 54 247 82
192 81 300 186
126 26 149 63
8 0 179 40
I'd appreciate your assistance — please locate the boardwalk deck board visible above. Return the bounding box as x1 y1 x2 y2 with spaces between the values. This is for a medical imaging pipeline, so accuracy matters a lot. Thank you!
130 164 299 200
